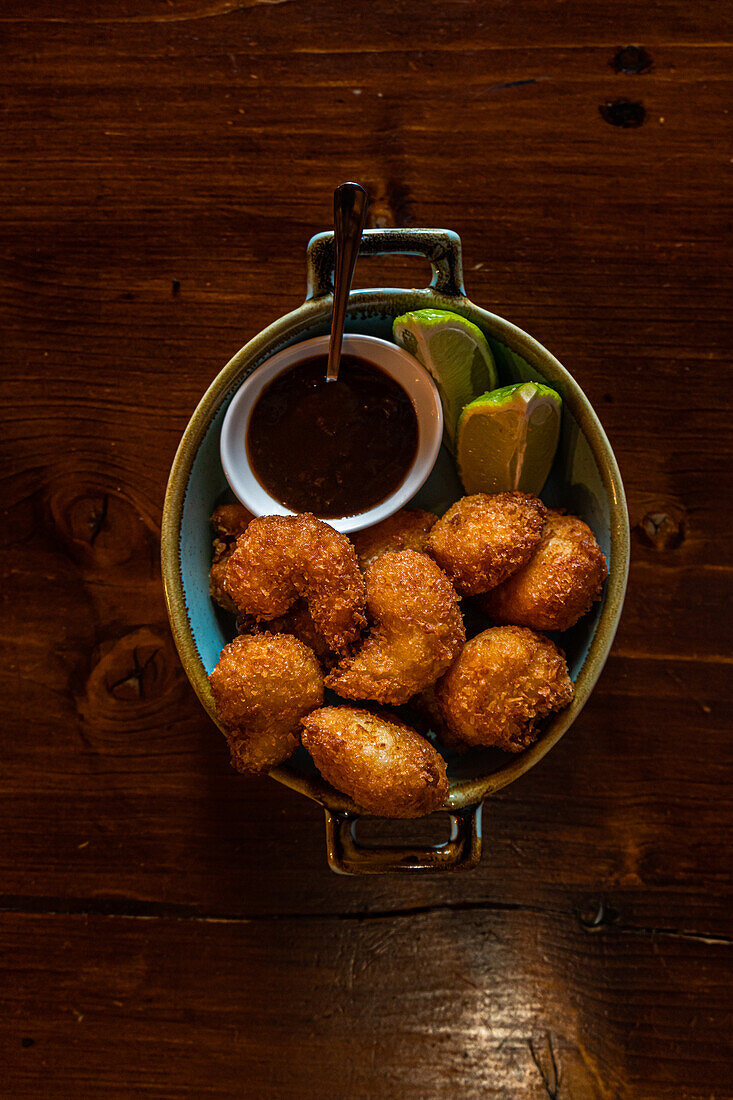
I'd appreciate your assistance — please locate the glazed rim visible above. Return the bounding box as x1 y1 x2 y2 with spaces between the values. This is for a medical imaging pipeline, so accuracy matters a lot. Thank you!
161 288 630 815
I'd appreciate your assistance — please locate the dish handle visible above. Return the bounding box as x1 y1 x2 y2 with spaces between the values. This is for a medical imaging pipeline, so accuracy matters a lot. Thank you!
322 802 482 875
306 227 466 301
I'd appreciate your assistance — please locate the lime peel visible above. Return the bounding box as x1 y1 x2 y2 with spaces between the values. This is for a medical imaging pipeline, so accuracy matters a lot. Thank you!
392 309 498 451
457 381 562 496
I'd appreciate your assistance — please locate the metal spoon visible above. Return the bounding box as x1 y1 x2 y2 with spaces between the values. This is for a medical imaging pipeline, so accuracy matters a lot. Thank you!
326 182 369 382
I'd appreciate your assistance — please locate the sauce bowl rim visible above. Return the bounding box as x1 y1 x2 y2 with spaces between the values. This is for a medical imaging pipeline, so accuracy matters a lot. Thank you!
219 332 444 533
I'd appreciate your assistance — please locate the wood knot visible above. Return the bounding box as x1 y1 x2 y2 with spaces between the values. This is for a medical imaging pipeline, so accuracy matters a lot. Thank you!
578 900 619 930
48 483 156 570
599 99 646 128
365 179 414 228
107 641 161 702
77 628 186 744
633 503 686 551
612 45 652 74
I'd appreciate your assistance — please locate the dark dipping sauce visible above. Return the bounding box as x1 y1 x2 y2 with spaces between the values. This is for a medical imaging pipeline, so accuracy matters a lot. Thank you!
246 353 419 518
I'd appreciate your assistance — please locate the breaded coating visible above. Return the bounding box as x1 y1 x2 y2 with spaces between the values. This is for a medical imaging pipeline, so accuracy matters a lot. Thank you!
410 686 472 754
238 599 336 668
209 503 253 613
434 626 574 753
426 492 546 596
209 633 324 773
480 510 607 632
352 508 438 572
211 503 253 541
223 513 366 652
301 706 449 818
325 550 465 705
210 540 238 612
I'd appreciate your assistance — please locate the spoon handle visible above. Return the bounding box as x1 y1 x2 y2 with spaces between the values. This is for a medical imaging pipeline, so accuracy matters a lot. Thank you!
326 182 369 381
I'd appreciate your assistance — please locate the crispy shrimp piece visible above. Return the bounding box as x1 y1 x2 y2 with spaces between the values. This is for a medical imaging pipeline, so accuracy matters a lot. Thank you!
480 511 608 632
237 599 336 668
209 633 324 773
325 550 465 705
426 492 546 596
434 626 574 753
410 686 472 754
352 509 438 572
223 514 366 652
301 706 449 818
209 503 254 612
210 542 238 613
211 503 253 541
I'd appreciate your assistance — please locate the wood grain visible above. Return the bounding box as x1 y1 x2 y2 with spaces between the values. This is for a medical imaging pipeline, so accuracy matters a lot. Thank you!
2 910 731 1100
1 1 731 1096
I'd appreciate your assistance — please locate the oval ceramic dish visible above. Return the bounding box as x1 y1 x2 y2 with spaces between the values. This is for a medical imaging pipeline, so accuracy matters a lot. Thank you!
161 228 629 875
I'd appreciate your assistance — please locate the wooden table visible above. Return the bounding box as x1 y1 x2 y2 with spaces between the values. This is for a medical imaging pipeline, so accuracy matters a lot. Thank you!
2 2 731 1096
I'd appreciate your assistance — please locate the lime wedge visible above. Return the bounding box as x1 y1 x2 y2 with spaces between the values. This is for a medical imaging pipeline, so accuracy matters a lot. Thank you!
393 309 498 450
457 382 562 495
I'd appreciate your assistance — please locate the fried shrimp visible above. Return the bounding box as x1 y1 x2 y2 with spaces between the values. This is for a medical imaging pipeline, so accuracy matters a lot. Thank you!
237 599 336 668
426 492 546 596
410 686 472 754
352 508 437 572
209 503 254 612
223 513 366 652
301 706 448 818
325 550 464 705
209 633 324 773
480 510 607 632
210 545 237 613
434 625 574 753
211 503 254 541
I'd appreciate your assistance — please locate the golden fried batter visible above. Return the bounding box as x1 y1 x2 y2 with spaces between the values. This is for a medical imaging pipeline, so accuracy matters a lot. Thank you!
301 706 449 818
426 492 546 596
209 503 254 613
434 625 574 753
480 510 607 632
410 686 472 754
238 599 336 668
211 503 253 541
352 508 437 572
209 633 324 773
210 542 238 613
223 513 366 652
325 550 465 705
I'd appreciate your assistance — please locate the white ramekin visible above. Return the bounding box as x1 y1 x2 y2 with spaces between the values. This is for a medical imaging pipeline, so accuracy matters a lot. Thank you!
219 333 443 534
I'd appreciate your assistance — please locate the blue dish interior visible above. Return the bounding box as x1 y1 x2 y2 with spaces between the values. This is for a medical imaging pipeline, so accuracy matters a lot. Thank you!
178 307 610 783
